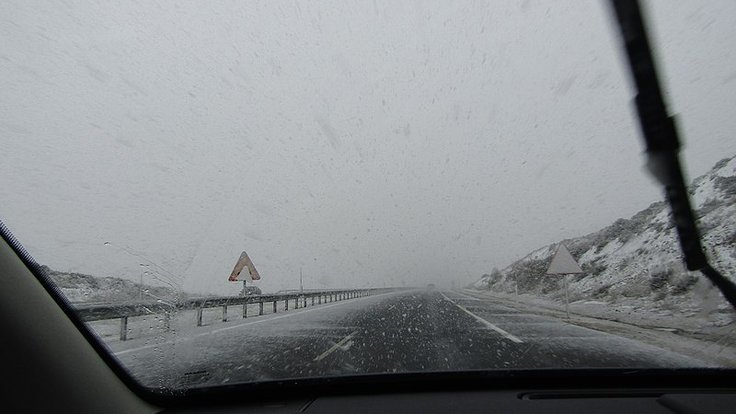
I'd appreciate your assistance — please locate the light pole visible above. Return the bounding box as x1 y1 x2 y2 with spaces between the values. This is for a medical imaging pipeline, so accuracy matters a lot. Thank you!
104 241 180 291
139 264 150 301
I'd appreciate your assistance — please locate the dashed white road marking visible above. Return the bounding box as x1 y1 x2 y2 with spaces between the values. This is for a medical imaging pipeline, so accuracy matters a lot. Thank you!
440 292 524 344
313 330 359 361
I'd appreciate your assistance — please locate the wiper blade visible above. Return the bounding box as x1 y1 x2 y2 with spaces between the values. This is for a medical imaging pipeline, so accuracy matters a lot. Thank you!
609 0 736 310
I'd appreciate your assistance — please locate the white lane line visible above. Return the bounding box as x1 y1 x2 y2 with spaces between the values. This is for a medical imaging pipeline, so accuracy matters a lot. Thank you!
440 292 523 344
313 330 359 362
453 290 483 301
114 291 399 356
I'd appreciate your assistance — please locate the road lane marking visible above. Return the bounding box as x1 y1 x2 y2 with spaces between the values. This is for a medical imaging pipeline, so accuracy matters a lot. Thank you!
456 290 487 301
114 291 401 356
440 292 523 344
313 330 358 361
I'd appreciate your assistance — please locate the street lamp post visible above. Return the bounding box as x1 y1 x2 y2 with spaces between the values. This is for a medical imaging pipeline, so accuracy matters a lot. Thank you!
139 264 150 301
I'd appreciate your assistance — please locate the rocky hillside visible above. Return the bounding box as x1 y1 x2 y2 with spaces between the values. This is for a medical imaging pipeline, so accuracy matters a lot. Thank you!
40 265 183 304
472 155 736 315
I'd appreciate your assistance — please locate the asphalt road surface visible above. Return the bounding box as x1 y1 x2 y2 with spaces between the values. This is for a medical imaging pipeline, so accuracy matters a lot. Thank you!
111 289 701 389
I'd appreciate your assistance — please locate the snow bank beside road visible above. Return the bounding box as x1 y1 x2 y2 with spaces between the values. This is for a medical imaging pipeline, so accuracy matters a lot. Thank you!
473 155 736 343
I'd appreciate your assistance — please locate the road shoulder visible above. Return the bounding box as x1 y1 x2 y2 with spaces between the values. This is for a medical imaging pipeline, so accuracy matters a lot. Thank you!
460 289 736 367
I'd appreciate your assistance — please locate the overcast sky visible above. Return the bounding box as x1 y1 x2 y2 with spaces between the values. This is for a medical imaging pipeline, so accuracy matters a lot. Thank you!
2 0 735 295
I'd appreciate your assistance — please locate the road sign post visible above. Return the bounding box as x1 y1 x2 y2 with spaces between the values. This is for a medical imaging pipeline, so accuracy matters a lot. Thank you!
545 244 584 320
563 274 569 319
228 250 261 296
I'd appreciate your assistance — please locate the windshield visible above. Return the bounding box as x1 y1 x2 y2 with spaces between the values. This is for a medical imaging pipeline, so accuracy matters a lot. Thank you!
2 0 736 392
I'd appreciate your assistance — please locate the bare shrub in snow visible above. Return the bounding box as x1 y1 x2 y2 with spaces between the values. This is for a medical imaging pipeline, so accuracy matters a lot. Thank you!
650 269 671 291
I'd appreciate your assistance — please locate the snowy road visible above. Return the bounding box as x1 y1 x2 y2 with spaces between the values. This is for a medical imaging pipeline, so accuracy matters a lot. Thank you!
111 289 701 389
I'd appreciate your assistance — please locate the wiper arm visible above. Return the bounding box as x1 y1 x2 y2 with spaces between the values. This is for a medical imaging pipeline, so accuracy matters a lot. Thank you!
609 0 736 310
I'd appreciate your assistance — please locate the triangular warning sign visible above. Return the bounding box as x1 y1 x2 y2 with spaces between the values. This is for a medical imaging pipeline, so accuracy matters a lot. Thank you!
546 244 584 275
228 251 261 282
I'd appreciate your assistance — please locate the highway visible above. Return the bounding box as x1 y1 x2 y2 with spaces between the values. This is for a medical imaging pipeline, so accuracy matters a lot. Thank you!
111 289 701 389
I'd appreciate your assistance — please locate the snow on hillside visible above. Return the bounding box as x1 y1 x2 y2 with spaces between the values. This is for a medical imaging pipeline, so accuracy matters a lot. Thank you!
472 155 736 326
40 265 184 304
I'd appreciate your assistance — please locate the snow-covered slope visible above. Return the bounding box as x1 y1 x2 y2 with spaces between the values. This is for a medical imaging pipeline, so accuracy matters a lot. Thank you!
41 265 183 304
472 155 736 315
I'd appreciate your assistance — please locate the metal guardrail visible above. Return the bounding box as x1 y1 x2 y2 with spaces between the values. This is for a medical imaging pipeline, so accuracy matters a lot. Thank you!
74 288 394 341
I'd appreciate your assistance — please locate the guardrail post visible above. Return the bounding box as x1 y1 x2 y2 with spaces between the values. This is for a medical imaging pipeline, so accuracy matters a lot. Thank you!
295 297 300 309
272 301 276 313
311 296 315 305
120 316 128 341
222 305 228 322
285 299 289 311
259 302 264 315
196 308 203 326
318 295 322 304
243 304 248 318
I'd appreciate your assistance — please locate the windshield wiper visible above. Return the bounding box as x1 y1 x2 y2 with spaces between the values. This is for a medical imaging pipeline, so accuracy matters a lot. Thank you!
609 0 736 310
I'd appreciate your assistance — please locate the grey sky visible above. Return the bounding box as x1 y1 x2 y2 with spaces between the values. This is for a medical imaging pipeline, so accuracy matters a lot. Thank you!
2 1 735 295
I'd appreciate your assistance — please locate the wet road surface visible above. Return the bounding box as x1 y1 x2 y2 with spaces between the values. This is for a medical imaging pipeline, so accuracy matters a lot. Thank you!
111 289 700 389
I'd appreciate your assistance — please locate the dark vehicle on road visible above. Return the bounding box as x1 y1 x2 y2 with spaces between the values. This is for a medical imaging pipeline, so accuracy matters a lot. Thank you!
240 286 262 296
